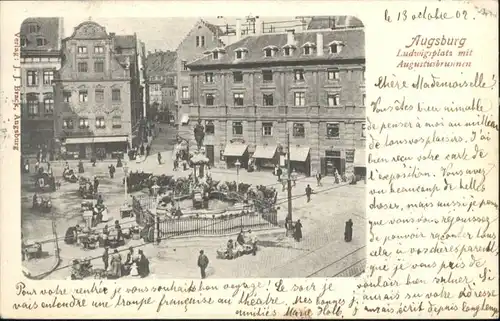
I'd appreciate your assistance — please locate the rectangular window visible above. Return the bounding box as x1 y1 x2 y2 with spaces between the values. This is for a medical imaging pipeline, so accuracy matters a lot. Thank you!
36 38 47 46
181 60 188 71
327 94 340 107
182 86 189 99
78 46 88 54
361 94 366 107
43 70 54 85
94 46 104 54
294 92 305 106
96 117 106 129
79 90 88 102
236 51 242 59
94 61 104 72
263 93 274 106
63 118 74 129
304 46 311 55
294 69 305 81
232 121 243 135
78 62 88 72
27 94 39 116
327 69 339 80
205 72 214 83
293 123 305 137
213 52 219 60
361 123 366 138
205 120 215 134
43 93 54 114
205 93 214 106
233 71 243 83
201 36 205 47
264 49 272 57
27 70 38 86
63 91 72 103
327 123 340 138
262 70 273 82
112 116 122 129
195 36 200 47
112 89 121 102
28 24 39 33
283 47 291 56
233 93 244 106
262 122 273 136
79 118 89 129
95 89 104 102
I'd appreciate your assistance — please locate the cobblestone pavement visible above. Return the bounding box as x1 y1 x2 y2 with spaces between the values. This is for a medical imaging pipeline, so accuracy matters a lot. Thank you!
22 125 366 279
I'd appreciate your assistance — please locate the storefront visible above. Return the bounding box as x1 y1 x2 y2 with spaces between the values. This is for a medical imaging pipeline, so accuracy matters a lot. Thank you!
252 145 278 171
286 146 311 176
353 148 366 180
223 143 249 169
63 136 128 160
321 149 345 176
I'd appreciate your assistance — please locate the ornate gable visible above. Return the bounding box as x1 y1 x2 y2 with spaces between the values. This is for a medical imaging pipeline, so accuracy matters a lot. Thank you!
72 21 108 39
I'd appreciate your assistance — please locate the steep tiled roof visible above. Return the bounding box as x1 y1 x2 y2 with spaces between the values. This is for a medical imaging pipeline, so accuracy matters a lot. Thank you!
114 35 136 49
20 17 61 55
188 28 365 68
146 51 178 76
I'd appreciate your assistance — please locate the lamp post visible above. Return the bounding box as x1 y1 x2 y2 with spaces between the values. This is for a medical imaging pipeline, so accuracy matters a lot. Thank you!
235 159 241 193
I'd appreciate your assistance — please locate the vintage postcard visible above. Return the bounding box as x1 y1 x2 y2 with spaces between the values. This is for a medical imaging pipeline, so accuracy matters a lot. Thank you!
0 0 498 319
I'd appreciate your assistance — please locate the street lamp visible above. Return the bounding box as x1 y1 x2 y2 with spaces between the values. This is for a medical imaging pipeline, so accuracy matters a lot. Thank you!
235 159 241 193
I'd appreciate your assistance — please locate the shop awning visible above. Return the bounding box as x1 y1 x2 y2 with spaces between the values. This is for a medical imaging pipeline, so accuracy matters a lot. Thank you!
252 145 277 159
180 114 189 125
64 136 128 144
224 143 248 157
354 148 366 167
288 146 310 162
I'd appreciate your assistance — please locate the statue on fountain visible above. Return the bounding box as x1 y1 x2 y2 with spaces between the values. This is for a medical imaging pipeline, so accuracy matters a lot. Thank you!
193 119 205 150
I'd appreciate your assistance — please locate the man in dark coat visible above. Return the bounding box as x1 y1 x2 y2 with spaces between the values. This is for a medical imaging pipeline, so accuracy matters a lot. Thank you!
294 219 303 242
94 177 99 194
109 164 116 178
157 152 162 165
276 166 282 182
138 249 150 278
197 250 209 279
140 145 145 156
305 185 312 203
344 219 353 242
146 145 151 157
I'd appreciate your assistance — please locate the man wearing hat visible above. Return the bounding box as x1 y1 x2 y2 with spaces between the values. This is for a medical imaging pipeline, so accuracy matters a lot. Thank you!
197 250 209 279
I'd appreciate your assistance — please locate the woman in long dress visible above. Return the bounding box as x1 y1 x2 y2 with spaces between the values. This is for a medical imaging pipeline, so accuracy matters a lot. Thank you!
138 250 150 278
109 249 122 279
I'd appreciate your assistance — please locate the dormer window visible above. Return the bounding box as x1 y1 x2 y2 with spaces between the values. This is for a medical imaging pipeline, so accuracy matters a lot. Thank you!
328 41 344 54
213 51 219 60
234 47 248 60
20 37 27 47
263 45 278 58
282 44 296 57
302 42 316 55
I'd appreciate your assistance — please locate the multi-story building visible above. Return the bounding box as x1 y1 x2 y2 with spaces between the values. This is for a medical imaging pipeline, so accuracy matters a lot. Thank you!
187 21 365 177
53 20 143 159
175 19 225 138
20 17 64 154
146 50 177 121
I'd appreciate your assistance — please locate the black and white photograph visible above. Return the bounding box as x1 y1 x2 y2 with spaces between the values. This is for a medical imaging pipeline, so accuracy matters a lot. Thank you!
19 15 366 280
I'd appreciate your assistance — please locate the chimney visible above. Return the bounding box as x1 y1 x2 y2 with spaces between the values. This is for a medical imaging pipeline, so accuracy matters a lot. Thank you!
255 17 261 35
316 33 324 56
286 29 295 44
58 18 64 51
236 18 242 41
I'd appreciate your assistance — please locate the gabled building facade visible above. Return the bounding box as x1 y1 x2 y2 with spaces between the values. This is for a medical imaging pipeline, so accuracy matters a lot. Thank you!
20 17 64 155
145 50 177 121
188 22 366 177
53 20 142 160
